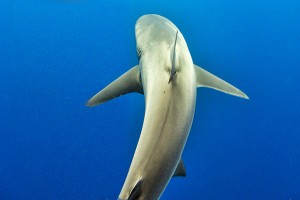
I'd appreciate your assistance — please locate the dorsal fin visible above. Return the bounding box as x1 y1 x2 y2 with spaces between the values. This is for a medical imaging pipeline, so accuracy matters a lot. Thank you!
128 179 143 200
168 30 178 83
86 65 143 107
173 159 186 177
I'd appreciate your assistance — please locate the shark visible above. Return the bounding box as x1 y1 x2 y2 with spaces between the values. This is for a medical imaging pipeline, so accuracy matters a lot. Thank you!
86 14 248 200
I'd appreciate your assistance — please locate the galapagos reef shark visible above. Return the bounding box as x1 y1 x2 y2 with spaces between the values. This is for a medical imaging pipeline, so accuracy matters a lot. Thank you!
86 14 248 200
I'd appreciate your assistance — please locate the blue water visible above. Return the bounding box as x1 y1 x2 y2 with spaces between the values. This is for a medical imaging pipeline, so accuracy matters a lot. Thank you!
1 0 300 199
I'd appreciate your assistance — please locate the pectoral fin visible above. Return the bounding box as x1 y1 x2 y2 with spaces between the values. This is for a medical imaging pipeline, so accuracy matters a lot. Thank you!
86 65 143 107
173 159 186 177
194 64 249 99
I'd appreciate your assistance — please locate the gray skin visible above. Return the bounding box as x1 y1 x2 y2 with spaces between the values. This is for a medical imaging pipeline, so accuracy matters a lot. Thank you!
119 15 196 200
86 14 248 200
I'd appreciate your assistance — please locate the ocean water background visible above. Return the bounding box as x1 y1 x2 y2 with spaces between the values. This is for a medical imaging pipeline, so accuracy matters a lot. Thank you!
1 0 300 199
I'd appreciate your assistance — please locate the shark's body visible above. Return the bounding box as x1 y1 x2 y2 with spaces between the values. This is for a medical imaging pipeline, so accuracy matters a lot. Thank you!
87 14 248 200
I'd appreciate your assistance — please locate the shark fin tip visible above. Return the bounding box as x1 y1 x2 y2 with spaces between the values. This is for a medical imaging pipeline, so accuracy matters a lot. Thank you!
243 94 250 100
